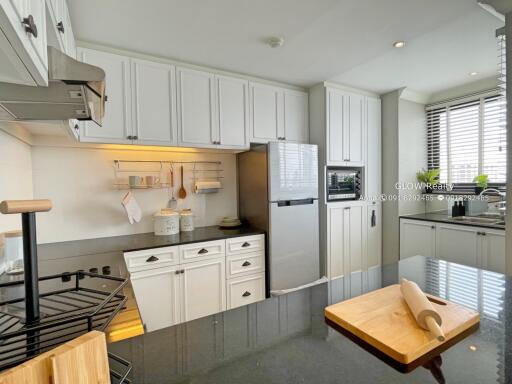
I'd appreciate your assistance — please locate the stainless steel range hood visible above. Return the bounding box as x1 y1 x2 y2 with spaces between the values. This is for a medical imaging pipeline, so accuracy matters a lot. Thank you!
0 46 106 126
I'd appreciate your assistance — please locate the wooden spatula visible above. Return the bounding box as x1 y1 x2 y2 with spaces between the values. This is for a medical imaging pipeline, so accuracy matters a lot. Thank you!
178 165 187 199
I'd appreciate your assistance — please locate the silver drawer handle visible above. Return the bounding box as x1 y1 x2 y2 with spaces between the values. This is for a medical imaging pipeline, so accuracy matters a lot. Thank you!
241 242 251 248
198 248 208 254
242 261 251 267
242 291 251 297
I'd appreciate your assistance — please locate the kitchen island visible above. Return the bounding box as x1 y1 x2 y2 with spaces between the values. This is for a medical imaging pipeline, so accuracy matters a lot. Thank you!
108 255 511 383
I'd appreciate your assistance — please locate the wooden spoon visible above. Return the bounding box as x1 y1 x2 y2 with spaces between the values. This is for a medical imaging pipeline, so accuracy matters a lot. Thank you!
178 165 187 199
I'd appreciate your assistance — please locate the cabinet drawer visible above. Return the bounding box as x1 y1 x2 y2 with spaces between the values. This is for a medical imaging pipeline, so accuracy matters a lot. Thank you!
124 246 179 272
226 252 265 279
227 273 265 310
179 240 225 263
226 235 264 255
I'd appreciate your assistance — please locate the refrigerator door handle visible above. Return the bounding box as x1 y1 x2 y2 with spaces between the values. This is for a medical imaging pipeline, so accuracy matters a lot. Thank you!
277 198 315 207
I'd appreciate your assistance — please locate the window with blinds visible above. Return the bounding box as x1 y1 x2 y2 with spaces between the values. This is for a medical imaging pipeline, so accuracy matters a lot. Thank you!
426 93 507 184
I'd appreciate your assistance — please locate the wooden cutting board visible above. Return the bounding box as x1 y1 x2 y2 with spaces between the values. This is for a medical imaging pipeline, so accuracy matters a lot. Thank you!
0 331 110 384
325 284 480 365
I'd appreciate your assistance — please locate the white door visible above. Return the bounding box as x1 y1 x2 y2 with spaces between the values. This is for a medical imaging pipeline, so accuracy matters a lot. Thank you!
132 59 177 146
283 90 308 143
216 75 248 148
78 48 132 144
400 219 436 259
366 97 381 199
177 67 216 147
249 82 283 143
61 2 76 58
480 229 505 273
346 93 365 165
130 266 180 332
326 88 345 164
180 257 226 322
366 203 382 269
436 223 479 268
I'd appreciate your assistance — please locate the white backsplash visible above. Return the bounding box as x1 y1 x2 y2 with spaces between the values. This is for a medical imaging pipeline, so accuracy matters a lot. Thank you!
31 145 238 244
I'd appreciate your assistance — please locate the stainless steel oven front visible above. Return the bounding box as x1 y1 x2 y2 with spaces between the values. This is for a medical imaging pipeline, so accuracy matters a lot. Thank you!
326 167 362 202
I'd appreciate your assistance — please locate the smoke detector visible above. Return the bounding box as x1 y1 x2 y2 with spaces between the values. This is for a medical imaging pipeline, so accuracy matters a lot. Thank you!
266 36 284 48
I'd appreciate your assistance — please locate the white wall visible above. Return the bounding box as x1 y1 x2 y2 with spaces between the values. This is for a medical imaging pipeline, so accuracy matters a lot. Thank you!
506 12 511 276
31 145 238 244
0 128 33 232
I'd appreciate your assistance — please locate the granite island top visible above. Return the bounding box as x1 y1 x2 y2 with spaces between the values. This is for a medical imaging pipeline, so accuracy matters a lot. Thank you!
400 210 505 230
37 226 265 260
108 255 512 384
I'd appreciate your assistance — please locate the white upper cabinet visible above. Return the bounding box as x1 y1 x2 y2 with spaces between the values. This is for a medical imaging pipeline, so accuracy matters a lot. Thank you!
78 48 132 144
216 75 249 149
132 59 177 146
46 0 75 58
283 89 309 143
0 0 48 85
366 97 381 199
250 83 309 144
250 82 283 143
326 88 365 166
177 67 216 148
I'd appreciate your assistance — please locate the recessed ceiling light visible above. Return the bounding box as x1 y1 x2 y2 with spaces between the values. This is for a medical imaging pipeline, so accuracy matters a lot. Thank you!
266 36 284 48
470 71 479 76
393 41 405 48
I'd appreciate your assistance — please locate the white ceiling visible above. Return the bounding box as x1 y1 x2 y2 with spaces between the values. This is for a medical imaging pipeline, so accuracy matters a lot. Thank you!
67 0 504 95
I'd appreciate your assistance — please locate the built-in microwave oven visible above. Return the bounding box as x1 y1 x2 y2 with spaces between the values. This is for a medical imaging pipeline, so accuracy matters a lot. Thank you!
326 167 362 202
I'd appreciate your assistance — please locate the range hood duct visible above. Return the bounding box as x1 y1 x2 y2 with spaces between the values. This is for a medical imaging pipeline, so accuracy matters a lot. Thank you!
0 46 106 126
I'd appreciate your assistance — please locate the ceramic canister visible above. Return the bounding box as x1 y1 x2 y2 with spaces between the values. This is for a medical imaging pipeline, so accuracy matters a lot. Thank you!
154 210 180 236
180 210 194 232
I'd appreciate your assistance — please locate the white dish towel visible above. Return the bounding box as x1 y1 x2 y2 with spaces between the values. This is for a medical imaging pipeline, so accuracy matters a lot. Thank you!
122 191 142 224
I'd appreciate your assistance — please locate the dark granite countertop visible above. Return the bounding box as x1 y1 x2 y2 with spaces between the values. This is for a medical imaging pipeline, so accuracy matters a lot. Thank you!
37 226 265 260
400 210 505 230
108 255 512 384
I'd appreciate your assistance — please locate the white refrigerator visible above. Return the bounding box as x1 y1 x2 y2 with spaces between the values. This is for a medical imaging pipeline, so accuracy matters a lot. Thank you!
238 142 320 294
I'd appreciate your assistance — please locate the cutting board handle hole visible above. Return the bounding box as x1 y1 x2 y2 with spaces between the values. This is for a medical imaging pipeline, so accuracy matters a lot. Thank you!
427 296 447 306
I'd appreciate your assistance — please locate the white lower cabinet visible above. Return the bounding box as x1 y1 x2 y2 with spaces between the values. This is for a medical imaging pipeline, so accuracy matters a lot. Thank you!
366 203 382 270
130 265 180 332
125 235 266 332
181 257 226 322
399 218 505 273
400 219 436 259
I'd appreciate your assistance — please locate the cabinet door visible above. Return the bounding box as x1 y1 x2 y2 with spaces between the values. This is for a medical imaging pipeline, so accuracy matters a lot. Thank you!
480 230 505 273
436 224 479 267
78 48 132 144
346 93 365 165
132 59 177 146
216 75 249 148
61 2 76 58
326 88 345 164
130 266 180 332
177 67 216 147
249 82 283 143
366 203 382 269
0 0 48 85
181 257 226 322
366 97 381 199
283 89 308 143
400 219 436 259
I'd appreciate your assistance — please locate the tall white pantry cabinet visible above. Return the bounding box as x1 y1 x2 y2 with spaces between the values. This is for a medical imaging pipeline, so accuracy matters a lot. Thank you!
309 83 382 300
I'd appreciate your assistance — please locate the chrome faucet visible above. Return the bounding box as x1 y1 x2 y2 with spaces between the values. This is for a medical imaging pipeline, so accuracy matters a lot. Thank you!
479 188 506 213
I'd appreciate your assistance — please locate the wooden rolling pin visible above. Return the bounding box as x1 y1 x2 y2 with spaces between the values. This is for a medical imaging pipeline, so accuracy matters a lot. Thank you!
0 200 52 214
400 278 446 342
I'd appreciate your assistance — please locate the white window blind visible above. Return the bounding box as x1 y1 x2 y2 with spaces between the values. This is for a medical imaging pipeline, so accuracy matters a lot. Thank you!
427 35 507 185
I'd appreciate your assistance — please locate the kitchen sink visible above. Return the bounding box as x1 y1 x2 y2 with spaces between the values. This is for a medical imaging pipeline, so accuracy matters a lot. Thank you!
449 216 501 225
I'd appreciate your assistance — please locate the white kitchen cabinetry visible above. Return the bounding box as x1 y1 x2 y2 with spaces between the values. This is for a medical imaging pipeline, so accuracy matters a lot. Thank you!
366 97 381 199
400 219 436 259
0 0 48 86
132 59 177 146
46 0 75 58
216 75 249 148
249 82 309 144
130 266 181 332
366 202 382 270
181 257 226 322
436 223 479 268
399 218 506 273
77 48 132 144
125 235 266 332
326 88 365 166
